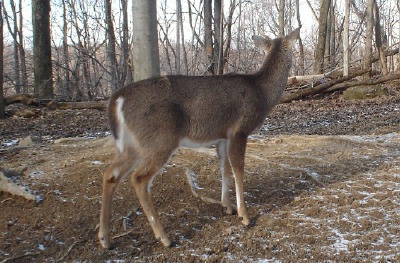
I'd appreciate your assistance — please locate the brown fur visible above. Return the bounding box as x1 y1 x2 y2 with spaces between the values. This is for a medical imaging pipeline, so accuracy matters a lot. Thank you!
98 27 300 248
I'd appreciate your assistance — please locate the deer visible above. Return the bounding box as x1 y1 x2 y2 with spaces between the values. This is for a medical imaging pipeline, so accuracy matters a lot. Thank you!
98 27 300 248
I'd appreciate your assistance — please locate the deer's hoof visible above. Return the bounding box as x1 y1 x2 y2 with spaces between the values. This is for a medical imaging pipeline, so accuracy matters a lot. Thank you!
240 216 250 226
224 205 237 215
159 236 172 247
99 235 112 249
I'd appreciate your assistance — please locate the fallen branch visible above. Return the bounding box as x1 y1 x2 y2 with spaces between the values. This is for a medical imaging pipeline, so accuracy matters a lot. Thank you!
47 101 107 110
281 68 370 103
4 94 38 106
326 72 400 93
112 229 140 240
57 241 80 262
0 252 40 263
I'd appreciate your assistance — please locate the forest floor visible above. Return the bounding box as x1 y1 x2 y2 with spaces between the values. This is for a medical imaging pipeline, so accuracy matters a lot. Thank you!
0 87 400 262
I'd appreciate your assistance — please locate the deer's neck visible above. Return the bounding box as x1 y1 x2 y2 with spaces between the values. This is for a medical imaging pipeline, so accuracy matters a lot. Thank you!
255 49 292 107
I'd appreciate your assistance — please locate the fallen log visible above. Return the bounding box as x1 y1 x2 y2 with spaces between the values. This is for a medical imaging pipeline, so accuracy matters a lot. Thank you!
47 101 107 110
4 94 38 106
326 72 400 93
280 68 370 103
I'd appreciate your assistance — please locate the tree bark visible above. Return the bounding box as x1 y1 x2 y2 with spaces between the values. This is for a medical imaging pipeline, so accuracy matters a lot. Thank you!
204 0 214 75
18 0 27 93
121 0 131 84
62 0 70 98
363 0 373 79
278 0 285 36
176 0 182 74
132 0 160 81
0 1 4 119
398 2 400 72
214 0 224 74
373 0 387 75
32 0 53 99
105 0 119 91
343 0 350 76
3 1 20 93
313 0 331 74
295 0 305 75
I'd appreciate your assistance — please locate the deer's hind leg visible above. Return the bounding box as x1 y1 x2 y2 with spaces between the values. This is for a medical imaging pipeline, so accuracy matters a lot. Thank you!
130 146 178 247
99 147 139 249
217 140 235 215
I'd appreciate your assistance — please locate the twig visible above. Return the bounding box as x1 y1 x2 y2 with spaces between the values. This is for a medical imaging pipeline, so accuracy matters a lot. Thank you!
112 229 140 240
0 252 40 263
58 241 80 262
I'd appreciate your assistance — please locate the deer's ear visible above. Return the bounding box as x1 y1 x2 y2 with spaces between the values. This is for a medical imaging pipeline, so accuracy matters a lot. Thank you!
285 26 301 47
252 35 272 49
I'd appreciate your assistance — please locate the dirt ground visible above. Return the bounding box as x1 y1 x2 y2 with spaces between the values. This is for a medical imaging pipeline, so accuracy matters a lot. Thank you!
1 88 400 262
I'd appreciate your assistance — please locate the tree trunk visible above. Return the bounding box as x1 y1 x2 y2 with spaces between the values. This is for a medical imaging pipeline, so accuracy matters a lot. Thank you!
0 1 4 119
17 0 27 93
204 0 214 75
363 0 373 79
132 0 160 81
176 0 182 74
373 0 387 75
214 0 223 75
295 0 305 75
278 0 285 36
32 0 53 99
223 0 236 73
121 0 131 84
4 0 20 93
62 0 70 99
343 0 350 76
313 0 331 74
105 0 119 91
398 2 400 72
328 3 336 70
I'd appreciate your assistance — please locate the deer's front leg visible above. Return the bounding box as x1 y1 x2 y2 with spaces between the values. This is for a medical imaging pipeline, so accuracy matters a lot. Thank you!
228 134 249 226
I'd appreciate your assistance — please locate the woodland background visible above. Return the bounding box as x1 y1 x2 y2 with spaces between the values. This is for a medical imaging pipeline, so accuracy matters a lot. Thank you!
0 0 400 116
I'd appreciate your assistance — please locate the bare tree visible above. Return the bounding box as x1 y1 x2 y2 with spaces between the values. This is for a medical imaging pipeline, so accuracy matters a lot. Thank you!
295 0 305 75
214 0 224 74
17 0 27 93
3 1 20 93
0 0 4 119
132 0 160 81
343 0 350 76
313 0 331 74
363 0 373 79
120 0 132 84
278 0 285 36
373 0 388 75
32 0 53 99
398 1 400 72
204 0 214 75
175 0 182 74
105 0 119 90
61 0 70 98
